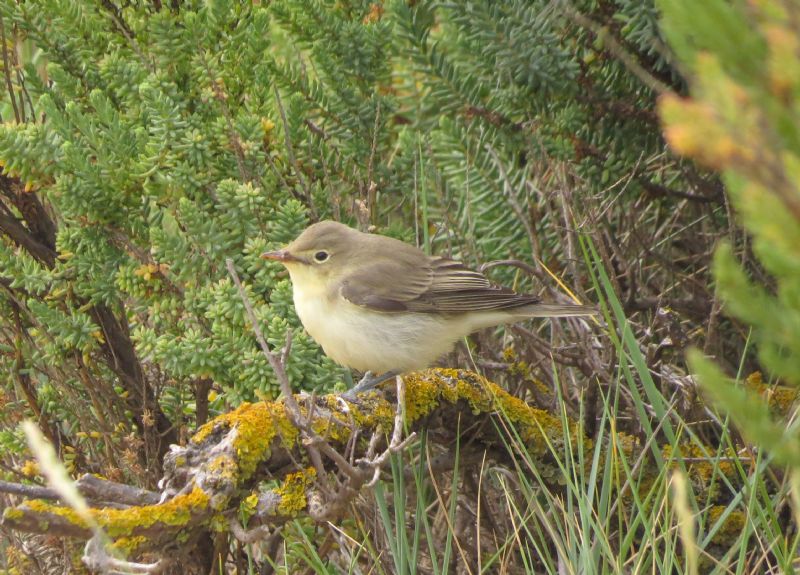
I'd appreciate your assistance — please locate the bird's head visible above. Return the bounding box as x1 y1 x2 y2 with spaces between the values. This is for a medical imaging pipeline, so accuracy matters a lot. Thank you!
261 220 361 287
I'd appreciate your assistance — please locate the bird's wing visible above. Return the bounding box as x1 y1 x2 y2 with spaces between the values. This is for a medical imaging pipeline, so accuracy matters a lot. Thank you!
339 255 540 313
336 256 433 312
418 257 541 312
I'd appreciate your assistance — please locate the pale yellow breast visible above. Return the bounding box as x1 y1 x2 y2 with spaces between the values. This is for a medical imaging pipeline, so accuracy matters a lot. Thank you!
288 271 466 373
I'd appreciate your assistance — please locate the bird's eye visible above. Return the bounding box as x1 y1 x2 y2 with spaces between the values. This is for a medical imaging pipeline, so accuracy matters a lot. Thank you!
313 250 330 263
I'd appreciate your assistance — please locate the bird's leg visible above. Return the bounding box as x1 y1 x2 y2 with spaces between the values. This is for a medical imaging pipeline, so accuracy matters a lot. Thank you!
342 370 398 400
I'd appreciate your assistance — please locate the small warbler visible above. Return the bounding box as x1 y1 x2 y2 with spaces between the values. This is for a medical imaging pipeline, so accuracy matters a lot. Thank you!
262 221 595 393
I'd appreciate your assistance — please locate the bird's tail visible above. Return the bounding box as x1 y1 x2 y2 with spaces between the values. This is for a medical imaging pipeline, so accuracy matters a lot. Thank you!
516 303 598 318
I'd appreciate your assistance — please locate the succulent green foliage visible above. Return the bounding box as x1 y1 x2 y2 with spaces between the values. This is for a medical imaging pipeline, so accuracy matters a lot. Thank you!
659 0 800 466
0 1 363 475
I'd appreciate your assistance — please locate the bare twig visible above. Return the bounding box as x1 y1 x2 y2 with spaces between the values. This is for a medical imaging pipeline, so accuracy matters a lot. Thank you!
280 328 294 368
303 434 363 482
304 375 416 521
563 6 672 95
365 99 381 224
228 515 274 544
364 375 416 487
484 143 539 261
83 535 165 575
0 474 159 507
224 259 301 421
0 479 58 500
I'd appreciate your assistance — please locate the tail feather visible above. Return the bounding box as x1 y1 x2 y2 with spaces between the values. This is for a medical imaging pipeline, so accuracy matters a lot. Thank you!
515 303 598 318
465 302 597 331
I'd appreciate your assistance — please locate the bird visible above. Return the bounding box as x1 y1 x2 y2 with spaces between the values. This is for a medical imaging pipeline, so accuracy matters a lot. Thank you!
261 220 595 395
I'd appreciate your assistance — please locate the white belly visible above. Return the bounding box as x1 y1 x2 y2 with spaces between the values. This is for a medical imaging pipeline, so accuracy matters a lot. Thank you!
292 282 467 373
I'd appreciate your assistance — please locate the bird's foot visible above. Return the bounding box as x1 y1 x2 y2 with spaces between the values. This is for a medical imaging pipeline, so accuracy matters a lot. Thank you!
342 370 398 400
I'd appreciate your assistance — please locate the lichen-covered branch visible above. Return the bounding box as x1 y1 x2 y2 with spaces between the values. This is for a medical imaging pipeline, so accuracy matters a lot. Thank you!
1 368 749 569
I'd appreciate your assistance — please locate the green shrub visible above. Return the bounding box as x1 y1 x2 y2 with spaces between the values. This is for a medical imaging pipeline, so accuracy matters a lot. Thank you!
659 0 800 468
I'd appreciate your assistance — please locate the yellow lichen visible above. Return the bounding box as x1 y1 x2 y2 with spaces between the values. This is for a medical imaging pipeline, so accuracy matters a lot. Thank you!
110 535 148 556
745 371 763 388
276 467 316 517
191 368 575 487
209 512 228 532
5 544 33 575
744 371 798 415
613 430 640 459
662 444 739 492
24 486 210 538
495 389 559 443
707 506 747 543
406 369 579 455
24 499 84 530
3 507 24 521
349 393 395 429
310 404 353 443
239 492 259 521
19 459 39 478
101 485 209 537
207 454 237 484
767 386 799 414
193 401 299 482
404 371 445 421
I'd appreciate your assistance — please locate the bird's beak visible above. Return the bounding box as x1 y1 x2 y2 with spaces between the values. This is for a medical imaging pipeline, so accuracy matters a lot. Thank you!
260 249 304 264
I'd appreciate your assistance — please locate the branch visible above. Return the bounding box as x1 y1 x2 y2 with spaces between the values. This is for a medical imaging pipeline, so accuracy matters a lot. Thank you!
0 474 158 506
1 370 582 563
224 259 300 417
0 369 753 570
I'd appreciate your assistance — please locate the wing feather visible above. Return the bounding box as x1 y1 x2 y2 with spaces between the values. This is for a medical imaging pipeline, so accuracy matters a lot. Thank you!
339 253 540 314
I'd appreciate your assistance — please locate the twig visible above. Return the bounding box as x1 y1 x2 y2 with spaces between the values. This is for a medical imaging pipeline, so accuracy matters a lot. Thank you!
365 99 381 223
563 5 672 95
98 0 154 74
484 143 539 261
363 375 416 487
639 179 721 204
305 376 416 521
228 515 273 544
0 474 160 506
224 259 301 421
263 149 309 207
479 259 544 282
556 176 578 280
280 328 294 368
83 535 165 574
0 479 58 500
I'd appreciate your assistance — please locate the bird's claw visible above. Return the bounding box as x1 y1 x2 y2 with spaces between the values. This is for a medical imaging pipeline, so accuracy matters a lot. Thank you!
341 370 398 400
